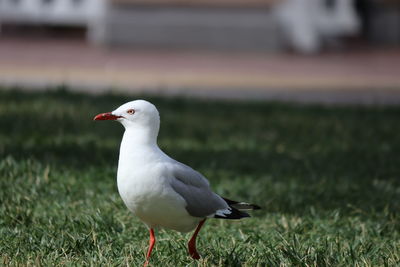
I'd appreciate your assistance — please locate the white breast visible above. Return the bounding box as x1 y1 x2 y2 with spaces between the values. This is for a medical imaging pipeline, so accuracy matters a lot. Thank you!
117 151 201 232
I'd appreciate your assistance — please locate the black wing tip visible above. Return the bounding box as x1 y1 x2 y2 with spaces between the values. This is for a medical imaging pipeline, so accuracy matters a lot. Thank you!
241 212 251 218
222 197 262 210
213 208 250 220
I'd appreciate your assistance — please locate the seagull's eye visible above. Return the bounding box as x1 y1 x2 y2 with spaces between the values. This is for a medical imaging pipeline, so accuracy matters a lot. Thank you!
127 109 135 115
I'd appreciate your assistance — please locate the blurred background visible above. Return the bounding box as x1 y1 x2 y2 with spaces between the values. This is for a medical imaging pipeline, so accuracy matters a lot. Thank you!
1 2 400 265
0 0 399 104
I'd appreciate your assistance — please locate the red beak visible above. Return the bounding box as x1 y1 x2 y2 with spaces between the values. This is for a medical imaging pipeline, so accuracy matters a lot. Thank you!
93 112 122 121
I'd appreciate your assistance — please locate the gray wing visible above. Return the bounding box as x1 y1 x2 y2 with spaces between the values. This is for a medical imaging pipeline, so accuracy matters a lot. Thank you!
169 162 228 218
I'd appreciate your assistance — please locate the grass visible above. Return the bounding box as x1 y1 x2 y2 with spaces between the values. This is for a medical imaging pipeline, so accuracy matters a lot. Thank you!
0 88 399 266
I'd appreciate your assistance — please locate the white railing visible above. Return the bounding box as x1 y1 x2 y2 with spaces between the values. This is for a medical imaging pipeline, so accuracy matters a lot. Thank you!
0 0 105 26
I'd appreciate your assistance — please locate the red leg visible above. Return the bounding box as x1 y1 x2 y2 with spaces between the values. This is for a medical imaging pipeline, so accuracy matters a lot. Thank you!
144 228 156 267
188 219 206 260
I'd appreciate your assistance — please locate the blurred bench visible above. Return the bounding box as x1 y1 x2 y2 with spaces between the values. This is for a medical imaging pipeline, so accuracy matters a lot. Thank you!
0 0 106 41
0 0 105 25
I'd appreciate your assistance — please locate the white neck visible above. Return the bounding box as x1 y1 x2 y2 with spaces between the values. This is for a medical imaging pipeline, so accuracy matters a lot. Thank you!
117 126 163 175
122 126 158 147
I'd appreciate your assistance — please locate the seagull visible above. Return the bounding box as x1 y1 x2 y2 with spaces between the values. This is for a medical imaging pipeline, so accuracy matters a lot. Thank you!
94 100 260 265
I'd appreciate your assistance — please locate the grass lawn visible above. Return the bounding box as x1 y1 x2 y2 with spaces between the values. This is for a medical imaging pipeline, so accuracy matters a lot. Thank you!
0 88 399 266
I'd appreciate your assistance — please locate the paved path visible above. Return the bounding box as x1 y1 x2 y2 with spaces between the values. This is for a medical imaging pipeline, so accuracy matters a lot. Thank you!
1 38 400 104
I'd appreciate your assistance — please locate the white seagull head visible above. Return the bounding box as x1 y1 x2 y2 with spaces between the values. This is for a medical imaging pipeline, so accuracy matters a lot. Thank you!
93 100 160 134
